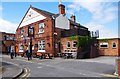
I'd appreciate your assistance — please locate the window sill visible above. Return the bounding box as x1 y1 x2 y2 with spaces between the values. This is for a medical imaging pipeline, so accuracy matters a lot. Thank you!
19 50 24 52
38 32 44 34
112 47 116 49
72 47 77 49
67 47 70 49
37 50 45 52
100 47 108 49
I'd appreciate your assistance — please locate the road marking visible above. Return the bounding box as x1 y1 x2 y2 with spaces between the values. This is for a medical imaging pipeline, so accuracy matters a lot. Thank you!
3 61 19 67
100 74 119 78
25 67 31 79
79 73 87 76
37 67 42 69
20 67 31 79
21 68 28 78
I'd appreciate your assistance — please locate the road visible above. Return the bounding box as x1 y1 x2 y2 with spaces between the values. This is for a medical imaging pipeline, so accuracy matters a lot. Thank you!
1 55 118 79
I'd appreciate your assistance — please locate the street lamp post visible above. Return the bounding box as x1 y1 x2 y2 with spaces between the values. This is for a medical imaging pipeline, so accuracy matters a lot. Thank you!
28 26 34 60
30 37 32 59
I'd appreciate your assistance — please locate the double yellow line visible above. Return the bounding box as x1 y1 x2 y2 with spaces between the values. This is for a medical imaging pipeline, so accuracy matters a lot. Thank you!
20 67 30 79
100 74 120 78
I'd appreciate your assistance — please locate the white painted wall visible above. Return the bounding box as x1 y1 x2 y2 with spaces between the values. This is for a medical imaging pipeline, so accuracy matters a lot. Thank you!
19 8 46 28
55 14 70 29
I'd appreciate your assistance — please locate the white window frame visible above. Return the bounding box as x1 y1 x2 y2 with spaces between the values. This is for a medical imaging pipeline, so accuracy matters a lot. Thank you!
20 29 24 34
20 29 24 37
39 23 44 33
100 42 108 48
112 42 116 48
29 26 34 35
37 40 45 52
19 44 24 52
67 41 71 48
6 35 9 40
72 41 77 48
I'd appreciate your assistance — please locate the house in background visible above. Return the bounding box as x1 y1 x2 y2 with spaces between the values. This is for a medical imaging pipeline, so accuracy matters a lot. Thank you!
98 38 120 56
15 3 94 58
0 32 15 54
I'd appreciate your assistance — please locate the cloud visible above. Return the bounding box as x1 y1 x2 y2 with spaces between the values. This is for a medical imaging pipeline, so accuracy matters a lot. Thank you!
0 18 18 33
67 1 118 38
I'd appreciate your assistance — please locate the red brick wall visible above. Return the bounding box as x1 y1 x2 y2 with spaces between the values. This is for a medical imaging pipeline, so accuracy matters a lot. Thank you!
60 37 77 54
118 58 120 76
16 18 55 56
98 39 119 56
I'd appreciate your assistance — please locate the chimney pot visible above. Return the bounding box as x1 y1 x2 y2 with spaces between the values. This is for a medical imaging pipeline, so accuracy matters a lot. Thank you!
70 15 76 22
58 4 65 14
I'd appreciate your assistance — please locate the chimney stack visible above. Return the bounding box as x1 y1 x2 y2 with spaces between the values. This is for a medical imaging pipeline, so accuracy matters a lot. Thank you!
58 4 65 14
70 15 76 22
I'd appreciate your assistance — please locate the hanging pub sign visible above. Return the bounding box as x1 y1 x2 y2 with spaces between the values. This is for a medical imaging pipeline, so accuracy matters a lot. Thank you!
28 26 34 37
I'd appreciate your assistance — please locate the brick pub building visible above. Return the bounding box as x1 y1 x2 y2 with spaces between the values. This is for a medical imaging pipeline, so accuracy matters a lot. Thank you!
15 3 92 58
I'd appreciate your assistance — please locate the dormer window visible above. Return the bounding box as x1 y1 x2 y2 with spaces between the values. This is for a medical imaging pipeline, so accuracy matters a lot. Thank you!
39 23 44 33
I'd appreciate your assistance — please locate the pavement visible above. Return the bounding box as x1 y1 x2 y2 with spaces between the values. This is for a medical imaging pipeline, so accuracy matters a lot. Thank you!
0 54 24 79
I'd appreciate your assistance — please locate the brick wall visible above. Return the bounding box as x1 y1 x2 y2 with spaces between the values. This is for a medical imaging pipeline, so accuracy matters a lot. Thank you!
16 17 55 56
98 38 119 56
117 58 120 76
60 37 77 54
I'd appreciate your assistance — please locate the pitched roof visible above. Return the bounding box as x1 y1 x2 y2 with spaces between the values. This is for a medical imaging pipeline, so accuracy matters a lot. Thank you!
69 19 88 30
69 19 80 26
32 7 55 18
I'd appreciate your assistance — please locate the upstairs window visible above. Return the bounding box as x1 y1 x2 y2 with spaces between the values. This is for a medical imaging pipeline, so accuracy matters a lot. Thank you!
4 36 7 40
20 29 24 34
20 29 24 37
6 35 9 40
112 42 116 48
72 41 77 48
9 36 14 40
39 23 44 33
100 42 108 48
28 26 34 37
67 42 70 48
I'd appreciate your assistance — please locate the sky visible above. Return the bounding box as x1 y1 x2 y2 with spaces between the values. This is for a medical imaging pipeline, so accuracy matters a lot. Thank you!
0 0 119 39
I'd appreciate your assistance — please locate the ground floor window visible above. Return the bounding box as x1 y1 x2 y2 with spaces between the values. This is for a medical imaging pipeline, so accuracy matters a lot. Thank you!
72 41 77 48
37 40 45 52
100 42 108 48
67 42 70 48
112 42 116 48
19 44 24 52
